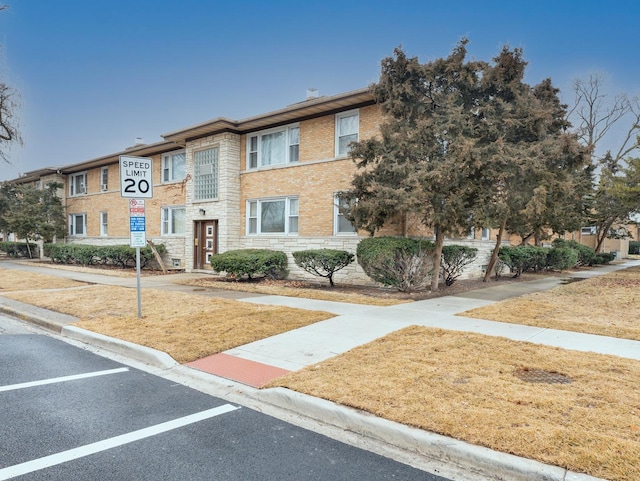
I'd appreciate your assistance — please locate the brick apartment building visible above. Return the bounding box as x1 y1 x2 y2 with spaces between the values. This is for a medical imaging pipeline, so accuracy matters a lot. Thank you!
14 87 624 284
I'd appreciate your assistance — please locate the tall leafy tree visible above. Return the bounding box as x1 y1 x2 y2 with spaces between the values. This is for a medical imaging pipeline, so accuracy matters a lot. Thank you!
2 182 66 256
462 49 590 280
343 40 486 290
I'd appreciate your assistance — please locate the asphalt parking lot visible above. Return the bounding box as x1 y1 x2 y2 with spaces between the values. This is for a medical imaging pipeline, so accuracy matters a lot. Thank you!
0 324 448 481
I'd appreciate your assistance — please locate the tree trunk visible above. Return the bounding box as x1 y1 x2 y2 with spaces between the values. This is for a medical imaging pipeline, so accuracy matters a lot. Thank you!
147 240 168 274
483 218 507 282
25 239 33 259
431 226 445 291
595 219 615 253
519 232 533 246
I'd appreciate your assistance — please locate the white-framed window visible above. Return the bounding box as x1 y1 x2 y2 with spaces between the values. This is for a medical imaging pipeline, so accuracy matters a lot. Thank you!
69 172 87 196
101 167 109 191
161 206 186 235
100 212 108 236
334 193 357 235
481 228 490 241
68 213 86 236
246 124 300 169
581 226 596 235
246 197 298 235
335 109 359 156
162 150 186 182
194 147 218 200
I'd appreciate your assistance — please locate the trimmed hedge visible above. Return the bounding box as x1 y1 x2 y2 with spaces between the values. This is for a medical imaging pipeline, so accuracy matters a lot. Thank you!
546 247 579 271
45 243 165 269
594 252 616 265
292 249 354 286
356 237 435 292
210 249 288 280
0 241 39 258
552 239 595 266
441 245 478 286
629 241 640 255
498 245 549 277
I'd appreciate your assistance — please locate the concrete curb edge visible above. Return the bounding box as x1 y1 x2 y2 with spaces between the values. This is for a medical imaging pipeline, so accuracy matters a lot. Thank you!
254 388 606 481
61 325 179 370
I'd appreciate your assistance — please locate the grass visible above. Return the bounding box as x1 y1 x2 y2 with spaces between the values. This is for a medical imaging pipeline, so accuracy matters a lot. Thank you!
4 285 333 363
0 267 88 290
178 278 411 306
460 266 640 341
268 326 640 481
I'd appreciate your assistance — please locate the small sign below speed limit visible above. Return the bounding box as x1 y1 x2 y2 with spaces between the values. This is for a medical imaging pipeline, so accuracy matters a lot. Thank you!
120 155 153 198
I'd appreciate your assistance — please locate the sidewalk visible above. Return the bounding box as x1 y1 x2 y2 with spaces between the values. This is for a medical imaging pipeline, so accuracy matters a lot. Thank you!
2 258 637 481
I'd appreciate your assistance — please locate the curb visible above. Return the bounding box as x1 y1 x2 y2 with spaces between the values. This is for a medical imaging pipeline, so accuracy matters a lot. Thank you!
254 388 605 481
0 298 76 333
61 325 179 370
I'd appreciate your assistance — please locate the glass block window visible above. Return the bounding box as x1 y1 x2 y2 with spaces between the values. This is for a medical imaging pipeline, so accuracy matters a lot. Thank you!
194 147 218 200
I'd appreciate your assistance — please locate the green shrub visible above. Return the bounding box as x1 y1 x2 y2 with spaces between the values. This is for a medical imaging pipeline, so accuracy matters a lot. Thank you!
593 252 616 265
552 239 595 267
546 247 579 271
441 245 478 286
210 249 288 280
0 241 39 258
292 249 354 286
44 243 165 269
356 237 435 292
629 241 640 255
498 245 549 277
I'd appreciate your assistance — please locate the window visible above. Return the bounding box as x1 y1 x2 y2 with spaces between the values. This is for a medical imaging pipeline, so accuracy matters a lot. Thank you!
69 172 87 196
335 110 359 156
68 213 86 236
334 194 357 235
481 228 490 241
101 167 109 191
161 206 186 235
100 212 108 236
162 150 186 182
194 148 218 200
247 124 300 169
246 197 298 235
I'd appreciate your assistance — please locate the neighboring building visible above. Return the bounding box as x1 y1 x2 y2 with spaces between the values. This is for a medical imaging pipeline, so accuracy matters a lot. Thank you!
6 88 544 283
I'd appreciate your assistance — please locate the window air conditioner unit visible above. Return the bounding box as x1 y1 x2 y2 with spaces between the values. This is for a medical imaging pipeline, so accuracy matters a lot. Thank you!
101 184 108 191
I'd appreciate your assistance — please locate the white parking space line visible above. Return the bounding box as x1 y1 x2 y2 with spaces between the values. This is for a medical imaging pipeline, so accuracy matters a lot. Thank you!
0 404 240 480
0 367 129 393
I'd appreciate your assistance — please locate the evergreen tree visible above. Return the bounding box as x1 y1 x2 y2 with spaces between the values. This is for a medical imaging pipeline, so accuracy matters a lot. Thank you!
2 182 66 256
343 40 485 290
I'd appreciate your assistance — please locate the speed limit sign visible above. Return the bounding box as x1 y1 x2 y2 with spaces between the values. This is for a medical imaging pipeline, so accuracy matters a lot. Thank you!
120 155 153 198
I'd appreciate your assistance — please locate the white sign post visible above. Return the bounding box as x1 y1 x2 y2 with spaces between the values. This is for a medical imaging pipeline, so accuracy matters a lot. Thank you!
120 156 153 318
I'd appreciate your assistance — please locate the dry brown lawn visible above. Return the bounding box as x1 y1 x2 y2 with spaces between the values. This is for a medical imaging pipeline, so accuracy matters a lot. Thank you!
269 326 640 481
0 267 88 290
179 278 411 306
461 266 640 341
4 285 333 363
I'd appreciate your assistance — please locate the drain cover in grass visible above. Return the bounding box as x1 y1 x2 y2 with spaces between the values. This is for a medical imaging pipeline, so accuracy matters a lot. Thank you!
514 368 573 384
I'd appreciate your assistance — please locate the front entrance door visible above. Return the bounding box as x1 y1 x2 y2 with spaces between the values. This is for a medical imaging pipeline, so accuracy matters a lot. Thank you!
193 220 218 270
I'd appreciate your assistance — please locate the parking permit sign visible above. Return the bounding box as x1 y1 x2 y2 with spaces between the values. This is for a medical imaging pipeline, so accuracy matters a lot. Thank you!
129 199 146 248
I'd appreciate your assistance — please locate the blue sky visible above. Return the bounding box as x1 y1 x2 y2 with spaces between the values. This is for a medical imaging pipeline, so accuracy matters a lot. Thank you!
1 0 638 181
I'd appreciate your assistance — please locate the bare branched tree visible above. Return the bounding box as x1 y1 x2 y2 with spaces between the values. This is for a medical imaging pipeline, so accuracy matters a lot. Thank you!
0 4 23 164
568 72 640 165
